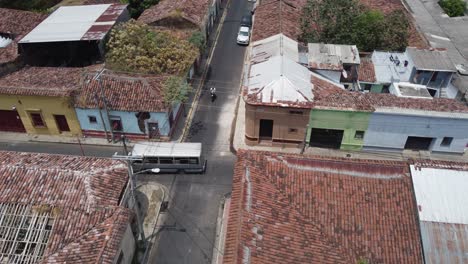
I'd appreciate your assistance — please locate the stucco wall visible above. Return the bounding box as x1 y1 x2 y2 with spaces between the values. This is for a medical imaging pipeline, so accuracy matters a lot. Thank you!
364 112 468 153
245 103 310 146
112 225 135 264
307 109 371 151
0 94 81 136
75 108 172 136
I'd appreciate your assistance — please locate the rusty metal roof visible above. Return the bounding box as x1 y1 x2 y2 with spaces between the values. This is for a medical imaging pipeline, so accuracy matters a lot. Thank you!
19 4 127 43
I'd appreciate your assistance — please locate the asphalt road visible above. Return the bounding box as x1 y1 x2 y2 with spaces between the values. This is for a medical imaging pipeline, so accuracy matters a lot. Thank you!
147 0 250 263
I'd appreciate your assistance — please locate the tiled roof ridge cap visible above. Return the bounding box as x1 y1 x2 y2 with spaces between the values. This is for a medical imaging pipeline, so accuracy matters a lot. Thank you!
42 206 128 261
246 152 354 261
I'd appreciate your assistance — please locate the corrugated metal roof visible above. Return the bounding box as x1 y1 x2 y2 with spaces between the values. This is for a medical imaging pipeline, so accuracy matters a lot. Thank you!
247 55 313 105
251 33 300 64
411 165 468 264
131 142 202 158
372 51 412 83
406 47 457 72
19 4 127 43
420 221 468 264
410 165 468 224
308 43 360 70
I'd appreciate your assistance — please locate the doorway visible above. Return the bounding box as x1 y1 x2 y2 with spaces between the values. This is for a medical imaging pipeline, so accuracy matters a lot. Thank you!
259 119 273 140
309 128 344 149
404 136 434 150
148 122 160 139
0 110 26 132
54 115 70 132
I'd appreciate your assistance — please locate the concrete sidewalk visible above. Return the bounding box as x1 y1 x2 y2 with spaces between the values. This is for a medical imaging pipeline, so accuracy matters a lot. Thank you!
0 132 131 147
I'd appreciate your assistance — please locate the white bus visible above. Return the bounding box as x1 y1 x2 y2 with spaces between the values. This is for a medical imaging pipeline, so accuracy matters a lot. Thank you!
130 142 206 174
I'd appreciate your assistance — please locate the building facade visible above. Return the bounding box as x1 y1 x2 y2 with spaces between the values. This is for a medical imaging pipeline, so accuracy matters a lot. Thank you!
363 110 468 153
0 67 83 136
75 72 183 141
307 109 371 151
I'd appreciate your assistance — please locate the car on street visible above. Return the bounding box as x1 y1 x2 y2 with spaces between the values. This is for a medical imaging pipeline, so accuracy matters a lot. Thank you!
237 26 250 45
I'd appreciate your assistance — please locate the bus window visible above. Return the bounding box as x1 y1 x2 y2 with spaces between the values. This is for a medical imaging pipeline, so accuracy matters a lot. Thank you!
159 158 174 164
189 158 199 164
175 158 189 164
145 157 159 164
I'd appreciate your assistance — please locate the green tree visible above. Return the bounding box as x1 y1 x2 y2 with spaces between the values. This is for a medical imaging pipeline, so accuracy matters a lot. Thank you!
381 11 410 51
106 20 198 75
162 76 191 111
300 0 363 44
439 0 466 17
352 10 385 51
300 0 410 51
188 31 206 51
120 0 159 18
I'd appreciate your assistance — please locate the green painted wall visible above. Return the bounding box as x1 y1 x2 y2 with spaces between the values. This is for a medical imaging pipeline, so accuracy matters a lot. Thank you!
370 84 383 93
306 109 371 151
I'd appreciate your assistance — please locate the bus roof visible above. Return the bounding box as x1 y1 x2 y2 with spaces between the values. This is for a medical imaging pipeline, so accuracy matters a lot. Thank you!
131 142 202 158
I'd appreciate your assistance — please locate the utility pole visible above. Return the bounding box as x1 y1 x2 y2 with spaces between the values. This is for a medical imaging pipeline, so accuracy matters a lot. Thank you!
114 143 147 247
93 68 114 142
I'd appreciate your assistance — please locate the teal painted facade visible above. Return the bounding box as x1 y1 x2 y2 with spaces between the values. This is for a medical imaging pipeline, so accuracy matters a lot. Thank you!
306 109 371 151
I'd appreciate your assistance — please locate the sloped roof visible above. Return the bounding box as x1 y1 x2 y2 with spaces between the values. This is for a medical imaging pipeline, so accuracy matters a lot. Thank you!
138 0 210 28
251 34 301 64
313 90 468 114
406 47 457 72
251 0 306 42
0 8 45 63
409 163 468 264
19 4 127 43
224 150 423 264
0 66 84 97
0 151 132 263
76 72 169 112
308 43 360 71
245 55 313 107
358 59 376 83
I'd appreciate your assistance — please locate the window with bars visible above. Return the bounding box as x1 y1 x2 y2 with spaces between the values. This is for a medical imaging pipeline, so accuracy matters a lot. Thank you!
29 112 45 128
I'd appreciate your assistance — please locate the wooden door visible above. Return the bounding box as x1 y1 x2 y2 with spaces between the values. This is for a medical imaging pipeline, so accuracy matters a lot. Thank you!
54 115 70 132
148 122 160 139
0 110 26 132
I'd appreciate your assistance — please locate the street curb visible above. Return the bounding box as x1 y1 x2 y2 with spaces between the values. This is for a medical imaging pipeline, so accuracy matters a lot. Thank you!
211 194 230 264
180 0 231 142
229 40 251 155
0 137 128 149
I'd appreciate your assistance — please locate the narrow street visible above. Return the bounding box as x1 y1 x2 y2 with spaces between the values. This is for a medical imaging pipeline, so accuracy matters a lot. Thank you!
146 0 250 263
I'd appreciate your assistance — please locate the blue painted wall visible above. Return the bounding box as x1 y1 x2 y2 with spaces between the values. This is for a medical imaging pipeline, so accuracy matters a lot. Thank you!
75 108 172 136
363 112 468 153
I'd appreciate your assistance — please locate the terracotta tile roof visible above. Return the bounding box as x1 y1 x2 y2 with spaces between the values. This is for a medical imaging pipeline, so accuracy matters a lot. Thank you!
224 150 423 264
358 59 377 82
251 0 307 42
0 151 132 263
0 8 45 64
0 66 84 97
76 72 169 112
314 90 468 113
359 0 428 49
138 0 210 28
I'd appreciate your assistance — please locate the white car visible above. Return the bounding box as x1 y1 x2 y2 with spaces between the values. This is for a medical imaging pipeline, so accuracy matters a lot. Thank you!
237 26 250 45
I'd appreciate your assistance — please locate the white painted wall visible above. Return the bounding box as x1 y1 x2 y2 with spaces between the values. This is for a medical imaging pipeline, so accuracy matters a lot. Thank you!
113 225 135 264
363 112 468 153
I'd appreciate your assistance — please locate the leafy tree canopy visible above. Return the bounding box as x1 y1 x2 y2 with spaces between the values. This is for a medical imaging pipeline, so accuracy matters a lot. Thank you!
162 76 191 106
120 0 159 18
300 0 410 52
106 20 198 75
188 31 206 51
439 0 466 17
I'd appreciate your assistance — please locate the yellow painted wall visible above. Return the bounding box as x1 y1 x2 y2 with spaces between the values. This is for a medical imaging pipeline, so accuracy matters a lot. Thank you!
0 94 82 136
